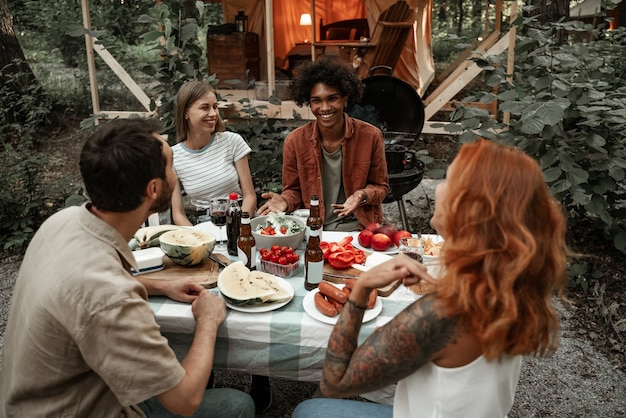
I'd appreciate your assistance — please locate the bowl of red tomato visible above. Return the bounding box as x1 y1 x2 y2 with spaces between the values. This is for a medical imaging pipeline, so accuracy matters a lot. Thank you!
259 246 300 277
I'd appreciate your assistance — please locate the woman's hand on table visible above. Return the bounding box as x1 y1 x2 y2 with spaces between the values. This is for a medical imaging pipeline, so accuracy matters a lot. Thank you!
351 254 436 302
258 192 288 215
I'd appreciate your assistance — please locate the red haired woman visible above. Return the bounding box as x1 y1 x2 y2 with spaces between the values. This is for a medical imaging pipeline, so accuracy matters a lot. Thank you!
293 139 569 418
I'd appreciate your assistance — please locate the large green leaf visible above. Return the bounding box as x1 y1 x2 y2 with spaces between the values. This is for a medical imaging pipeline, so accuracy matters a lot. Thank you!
612 157 626 169
566 167 589 186
521 115 545 134
585 194 607 215
608 166 625 181
614 231 626 253
571 190 591 206
543 166 562 182
142 30 163 42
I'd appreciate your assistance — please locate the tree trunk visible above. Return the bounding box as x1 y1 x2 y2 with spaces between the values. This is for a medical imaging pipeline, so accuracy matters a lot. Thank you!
0 0 42 123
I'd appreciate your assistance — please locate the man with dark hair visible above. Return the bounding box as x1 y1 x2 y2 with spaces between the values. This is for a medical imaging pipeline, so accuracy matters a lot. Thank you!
0 118 254 417
258 57 389 231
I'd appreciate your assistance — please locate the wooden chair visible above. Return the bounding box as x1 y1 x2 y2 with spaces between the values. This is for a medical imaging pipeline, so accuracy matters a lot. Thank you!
319 18 370 41
356 0 414 79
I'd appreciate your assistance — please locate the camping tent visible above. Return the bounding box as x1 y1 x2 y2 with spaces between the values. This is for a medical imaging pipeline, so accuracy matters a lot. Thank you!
569 0 622 29
220 0 435 97
80 0 516 134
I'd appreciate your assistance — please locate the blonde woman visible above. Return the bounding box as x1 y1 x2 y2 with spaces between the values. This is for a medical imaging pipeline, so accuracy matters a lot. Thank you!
171 81 256 225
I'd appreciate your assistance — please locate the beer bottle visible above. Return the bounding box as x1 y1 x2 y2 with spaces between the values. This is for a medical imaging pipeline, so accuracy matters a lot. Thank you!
306 194 323 243
237 212 256 270
226 192 241 256
305 225 324 290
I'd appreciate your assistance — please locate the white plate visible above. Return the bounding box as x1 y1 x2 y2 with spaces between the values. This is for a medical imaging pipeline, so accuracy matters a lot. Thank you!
420 233 444 259
193 221 227 242
302 284 383 325
420 233 444 243
222 276 294 313
351 232 399 255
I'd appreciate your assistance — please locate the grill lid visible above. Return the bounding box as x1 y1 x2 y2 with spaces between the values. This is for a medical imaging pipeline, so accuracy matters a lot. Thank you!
348 71 425 137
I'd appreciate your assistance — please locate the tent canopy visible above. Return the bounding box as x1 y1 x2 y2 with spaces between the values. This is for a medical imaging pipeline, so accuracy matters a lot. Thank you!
221 0 435 96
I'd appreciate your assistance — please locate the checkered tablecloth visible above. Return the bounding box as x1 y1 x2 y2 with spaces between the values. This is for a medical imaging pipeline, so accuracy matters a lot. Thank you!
147 232 421 404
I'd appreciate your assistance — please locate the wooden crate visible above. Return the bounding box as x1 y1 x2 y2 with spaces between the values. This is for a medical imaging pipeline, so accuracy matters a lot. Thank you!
207 32 260 89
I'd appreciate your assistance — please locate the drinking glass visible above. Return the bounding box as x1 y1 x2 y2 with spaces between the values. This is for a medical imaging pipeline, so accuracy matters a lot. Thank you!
398 236 425 301
398 237 424 262
210 198 228 251
189 198 211 224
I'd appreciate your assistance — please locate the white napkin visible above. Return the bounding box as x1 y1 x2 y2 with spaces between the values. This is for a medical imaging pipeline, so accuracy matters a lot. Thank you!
352 252 393 272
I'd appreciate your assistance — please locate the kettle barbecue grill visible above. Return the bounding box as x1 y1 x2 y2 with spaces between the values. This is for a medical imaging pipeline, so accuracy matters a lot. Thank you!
348 67 426 231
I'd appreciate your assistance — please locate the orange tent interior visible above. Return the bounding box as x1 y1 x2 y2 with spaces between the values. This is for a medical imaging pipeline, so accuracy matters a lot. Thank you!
219 0 435 96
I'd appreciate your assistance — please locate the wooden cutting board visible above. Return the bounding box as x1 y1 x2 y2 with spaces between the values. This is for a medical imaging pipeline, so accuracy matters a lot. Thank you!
322 264 401 297
140 256 221 288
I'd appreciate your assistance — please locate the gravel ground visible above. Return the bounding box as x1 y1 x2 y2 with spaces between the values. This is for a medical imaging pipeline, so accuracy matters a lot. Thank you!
1 181 625 417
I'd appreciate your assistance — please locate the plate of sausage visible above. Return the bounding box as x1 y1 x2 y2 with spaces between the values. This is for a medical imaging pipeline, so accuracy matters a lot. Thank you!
302 282 383 325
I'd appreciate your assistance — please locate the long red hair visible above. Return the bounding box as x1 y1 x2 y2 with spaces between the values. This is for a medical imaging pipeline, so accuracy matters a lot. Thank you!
436 139 568 360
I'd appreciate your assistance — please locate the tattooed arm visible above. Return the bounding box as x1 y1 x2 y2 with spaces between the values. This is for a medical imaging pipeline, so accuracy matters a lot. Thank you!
320 256 458 398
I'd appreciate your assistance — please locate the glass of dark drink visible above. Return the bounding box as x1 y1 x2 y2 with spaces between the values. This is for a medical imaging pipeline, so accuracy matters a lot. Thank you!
210 198 228 251
398 237 424 263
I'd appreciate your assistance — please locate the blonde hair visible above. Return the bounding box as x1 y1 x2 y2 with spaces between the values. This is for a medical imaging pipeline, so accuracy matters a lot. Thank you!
436 139 568 360
174 81 225 142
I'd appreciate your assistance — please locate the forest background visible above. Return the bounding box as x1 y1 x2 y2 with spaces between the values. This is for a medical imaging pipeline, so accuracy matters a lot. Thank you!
0 0 624 375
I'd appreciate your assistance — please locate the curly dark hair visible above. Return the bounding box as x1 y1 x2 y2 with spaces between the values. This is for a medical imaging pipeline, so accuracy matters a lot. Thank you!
291 57 364 107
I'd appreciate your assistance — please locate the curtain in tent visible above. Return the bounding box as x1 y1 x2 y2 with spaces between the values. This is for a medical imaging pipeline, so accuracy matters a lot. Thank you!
220 0 434 95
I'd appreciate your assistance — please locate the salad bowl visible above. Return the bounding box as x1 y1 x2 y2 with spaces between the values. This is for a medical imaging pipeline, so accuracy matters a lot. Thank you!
251 213 306 250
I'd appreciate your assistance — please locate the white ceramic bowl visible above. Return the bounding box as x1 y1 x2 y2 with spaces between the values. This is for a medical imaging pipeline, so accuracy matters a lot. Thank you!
251 215 306 250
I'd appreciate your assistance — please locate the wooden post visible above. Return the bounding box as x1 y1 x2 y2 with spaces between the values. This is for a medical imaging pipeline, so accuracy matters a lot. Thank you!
81 0 101 122
265 0 275 97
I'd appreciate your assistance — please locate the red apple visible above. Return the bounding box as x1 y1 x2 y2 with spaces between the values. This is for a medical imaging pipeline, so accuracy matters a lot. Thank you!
394 230 413 247
358 230 374 248
371 233 392 251
365 222 382 234
378 224 399 242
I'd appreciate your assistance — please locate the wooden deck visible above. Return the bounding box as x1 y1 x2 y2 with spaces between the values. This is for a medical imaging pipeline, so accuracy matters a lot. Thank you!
217 89 315 123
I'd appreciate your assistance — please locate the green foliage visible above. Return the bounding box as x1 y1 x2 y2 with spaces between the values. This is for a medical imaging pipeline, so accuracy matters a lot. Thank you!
0 64 72 252
138 1 213 140
16 0 154 68
582 280 626 355
224 102 298 199
434 23 626 280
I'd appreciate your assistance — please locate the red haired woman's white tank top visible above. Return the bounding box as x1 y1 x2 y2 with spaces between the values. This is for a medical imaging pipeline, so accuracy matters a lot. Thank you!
393 354 522 418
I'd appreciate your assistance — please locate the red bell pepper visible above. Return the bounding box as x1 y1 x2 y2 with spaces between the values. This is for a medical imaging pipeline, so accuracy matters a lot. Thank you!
353 249 365 265
328 251 355 269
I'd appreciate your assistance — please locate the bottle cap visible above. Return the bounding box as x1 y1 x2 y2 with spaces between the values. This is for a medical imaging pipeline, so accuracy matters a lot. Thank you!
229 192 239 201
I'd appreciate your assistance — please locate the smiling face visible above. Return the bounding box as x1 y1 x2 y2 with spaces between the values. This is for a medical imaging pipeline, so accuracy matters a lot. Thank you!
309 82 348 130
185 90 219 137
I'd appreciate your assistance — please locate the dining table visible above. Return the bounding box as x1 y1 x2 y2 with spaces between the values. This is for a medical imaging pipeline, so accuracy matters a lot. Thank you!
146 229 424 404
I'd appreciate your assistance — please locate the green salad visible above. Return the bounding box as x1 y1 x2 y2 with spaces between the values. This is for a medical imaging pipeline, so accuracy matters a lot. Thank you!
256 212 304 236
